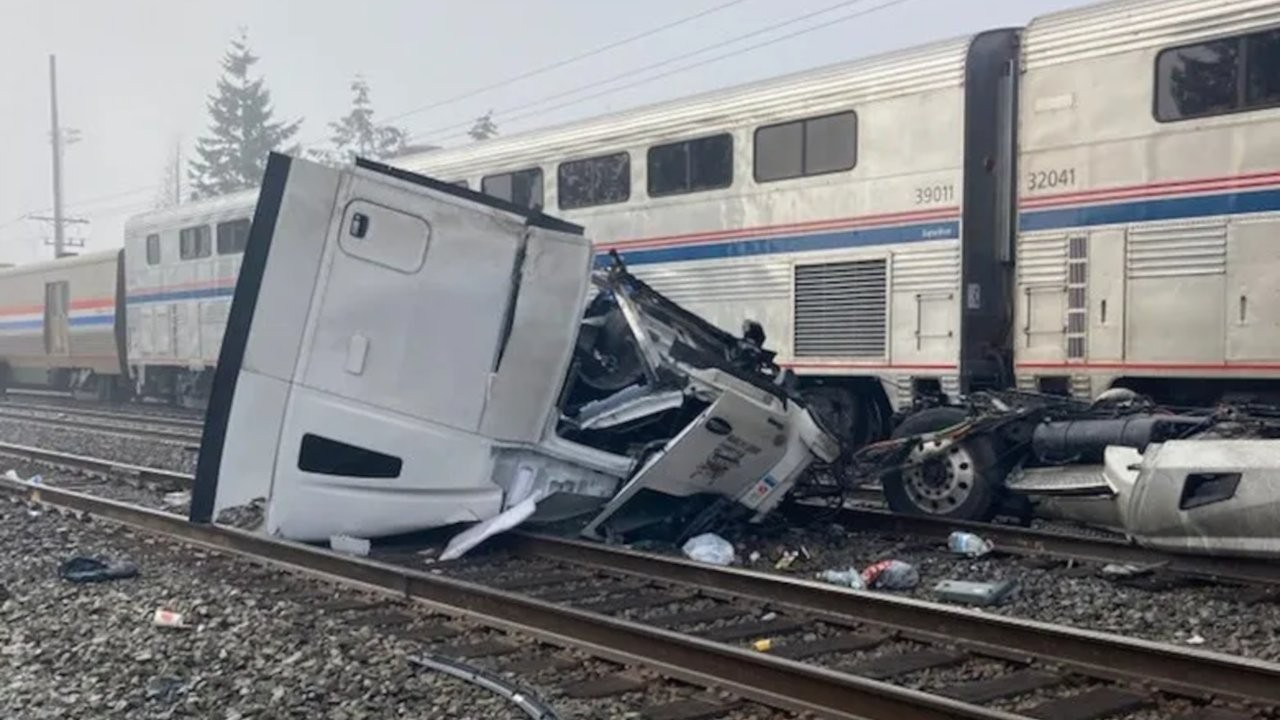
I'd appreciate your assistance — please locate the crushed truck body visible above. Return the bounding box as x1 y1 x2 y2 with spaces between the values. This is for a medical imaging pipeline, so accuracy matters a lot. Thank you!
189 154 841 551
858 390 1280 560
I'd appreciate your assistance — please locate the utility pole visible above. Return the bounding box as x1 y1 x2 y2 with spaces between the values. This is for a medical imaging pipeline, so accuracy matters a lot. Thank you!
46 56 84 257
173 139 182 205
48 54 67 259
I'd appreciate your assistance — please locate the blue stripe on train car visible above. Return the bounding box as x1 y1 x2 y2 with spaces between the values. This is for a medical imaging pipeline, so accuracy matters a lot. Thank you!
126 286 236 305
1020 188 1280 232
599 220 961 267
0 315 114 331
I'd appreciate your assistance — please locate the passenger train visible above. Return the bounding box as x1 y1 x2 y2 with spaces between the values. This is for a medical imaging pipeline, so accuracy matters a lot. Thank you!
2 0 1278 436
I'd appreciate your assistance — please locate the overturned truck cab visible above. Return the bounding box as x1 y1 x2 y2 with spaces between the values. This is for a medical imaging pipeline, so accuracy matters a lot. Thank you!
190 154 841 549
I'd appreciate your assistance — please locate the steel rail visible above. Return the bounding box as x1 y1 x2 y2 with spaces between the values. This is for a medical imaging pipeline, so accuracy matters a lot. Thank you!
0 477 1031 720
511 532 1280 707
0 399 205 430
786 504 1280 588
0 441 193 488
0 408 202 444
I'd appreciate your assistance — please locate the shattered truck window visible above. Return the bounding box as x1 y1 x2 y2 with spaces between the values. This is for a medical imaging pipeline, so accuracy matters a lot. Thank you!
557 152 630 210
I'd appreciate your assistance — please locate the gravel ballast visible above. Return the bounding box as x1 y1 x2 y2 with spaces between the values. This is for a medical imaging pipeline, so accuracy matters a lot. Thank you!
0 498 540 719
0 418 196 474
719 522 1280 661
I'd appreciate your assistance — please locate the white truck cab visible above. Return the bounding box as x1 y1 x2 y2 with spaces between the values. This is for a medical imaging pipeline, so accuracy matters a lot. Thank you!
191 154 840 549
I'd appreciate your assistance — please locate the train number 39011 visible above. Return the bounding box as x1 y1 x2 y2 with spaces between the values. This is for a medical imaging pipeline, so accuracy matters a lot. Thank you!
1028 168 1076 191
914 184 955 204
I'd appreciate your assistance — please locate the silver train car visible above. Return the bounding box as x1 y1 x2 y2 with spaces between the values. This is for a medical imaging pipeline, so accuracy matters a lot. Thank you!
0 251 127 399
6 0 1280 428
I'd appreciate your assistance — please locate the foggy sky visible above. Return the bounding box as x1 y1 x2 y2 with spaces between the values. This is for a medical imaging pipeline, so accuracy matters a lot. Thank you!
0 0 1094 266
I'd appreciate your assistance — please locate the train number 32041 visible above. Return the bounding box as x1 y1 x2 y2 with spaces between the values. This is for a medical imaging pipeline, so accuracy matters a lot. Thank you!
1028 168 1076 191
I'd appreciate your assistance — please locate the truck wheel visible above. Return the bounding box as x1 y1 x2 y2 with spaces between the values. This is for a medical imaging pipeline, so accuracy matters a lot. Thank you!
882 407 1000 521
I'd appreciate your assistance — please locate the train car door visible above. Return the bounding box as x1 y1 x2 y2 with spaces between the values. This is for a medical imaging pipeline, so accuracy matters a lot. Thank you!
43 281 70 355
1226 218 1280 361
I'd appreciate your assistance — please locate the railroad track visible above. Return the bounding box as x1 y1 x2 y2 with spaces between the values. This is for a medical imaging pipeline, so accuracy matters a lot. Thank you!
0 399 204 430
2 438 1279 590
0 406 203 445
785 504 1280 588
1 389 206 423
1 462 1278 719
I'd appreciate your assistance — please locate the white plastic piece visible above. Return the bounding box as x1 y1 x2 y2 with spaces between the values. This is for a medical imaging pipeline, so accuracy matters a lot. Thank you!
947 531 993 558
329 534 372 556
163 490 191 507
816 568 866 590
440 495 539 561
681 533 735 566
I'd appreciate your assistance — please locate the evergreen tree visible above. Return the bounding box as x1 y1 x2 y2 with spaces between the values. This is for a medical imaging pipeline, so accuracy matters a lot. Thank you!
314 75 407 164
188 30 301 199
468 110 499 142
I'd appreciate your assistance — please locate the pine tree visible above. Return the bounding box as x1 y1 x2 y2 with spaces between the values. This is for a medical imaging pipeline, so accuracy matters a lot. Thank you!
188 30 301 200
315 75 407 164
468 110 499 142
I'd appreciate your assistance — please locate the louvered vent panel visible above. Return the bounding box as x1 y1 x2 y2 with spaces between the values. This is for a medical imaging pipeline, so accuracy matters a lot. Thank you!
892 245 960 293
1017 234 1068 286
1126 223 1226 279
794 259 886 357
637 262 790 304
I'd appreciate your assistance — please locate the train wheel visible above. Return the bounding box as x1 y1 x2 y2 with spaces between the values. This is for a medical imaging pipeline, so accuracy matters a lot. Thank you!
881 407 1000 521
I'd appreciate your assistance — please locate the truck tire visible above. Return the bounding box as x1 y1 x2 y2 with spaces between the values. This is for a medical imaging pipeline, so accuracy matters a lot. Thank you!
882 407 1000 521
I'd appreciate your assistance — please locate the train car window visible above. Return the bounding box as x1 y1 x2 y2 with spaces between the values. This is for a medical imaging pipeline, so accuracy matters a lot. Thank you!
481 168 544 209
1246 30 1280 108
557 152 630 210
754 111 856 182
1156 29 1280 121
754 121 804 182
804 113 858 176
145 234 160 265
216 218 252 255
647 133 733 197
178 225 212 260
1156 38 1239 120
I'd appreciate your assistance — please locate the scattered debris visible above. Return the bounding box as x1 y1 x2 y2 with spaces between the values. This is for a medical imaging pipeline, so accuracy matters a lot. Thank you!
816 567 867 590
440 495 539 561
3 469 20 482
752 638 772 652
58 556 139 584
162 490 191 508
947 531 994 558
1100 562 1159 578
329 534 372 557
774 549 800 570
760 611 777 622
152 608 189 629
862 559 919 590
1185 633 1206 646
748 550 761 564
215 497 265 530
681 533 736 566
933 579 1018 606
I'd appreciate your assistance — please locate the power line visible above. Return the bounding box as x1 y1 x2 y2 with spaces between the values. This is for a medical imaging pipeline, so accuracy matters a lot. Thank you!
406 0 906 146
1 182 161 230
299 0 754 150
